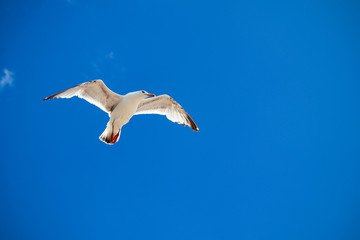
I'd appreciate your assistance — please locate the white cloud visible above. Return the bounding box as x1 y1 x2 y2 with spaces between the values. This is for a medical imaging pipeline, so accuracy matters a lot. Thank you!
0 69 14 88
107 51 115 59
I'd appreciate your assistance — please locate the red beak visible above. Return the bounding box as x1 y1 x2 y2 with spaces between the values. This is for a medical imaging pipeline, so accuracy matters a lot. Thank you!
147 94 155 97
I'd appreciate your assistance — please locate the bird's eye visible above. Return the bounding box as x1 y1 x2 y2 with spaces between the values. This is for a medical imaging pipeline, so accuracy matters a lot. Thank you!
142 91 145 93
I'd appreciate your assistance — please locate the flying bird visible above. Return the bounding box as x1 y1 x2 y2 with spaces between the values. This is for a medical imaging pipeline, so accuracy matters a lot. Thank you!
43 80 199 144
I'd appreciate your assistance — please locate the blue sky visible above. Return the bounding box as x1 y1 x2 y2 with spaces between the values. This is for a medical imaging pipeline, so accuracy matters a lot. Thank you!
1 0 360 239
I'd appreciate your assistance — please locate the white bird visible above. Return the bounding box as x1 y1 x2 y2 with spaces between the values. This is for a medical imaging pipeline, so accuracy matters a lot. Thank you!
43 80 199 144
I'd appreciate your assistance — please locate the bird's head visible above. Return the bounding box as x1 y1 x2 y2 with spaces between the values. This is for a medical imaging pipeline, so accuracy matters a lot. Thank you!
126 90 155 99
139 90 155 98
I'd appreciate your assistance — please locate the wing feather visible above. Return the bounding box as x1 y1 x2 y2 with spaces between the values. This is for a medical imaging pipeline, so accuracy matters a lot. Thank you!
43 80 122 113
134 95 199 131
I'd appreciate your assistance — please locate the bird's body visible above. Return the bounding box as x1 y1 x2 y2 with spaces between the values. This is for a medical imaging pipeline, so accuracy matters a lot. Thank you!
43 80 199 144
100 92 148 143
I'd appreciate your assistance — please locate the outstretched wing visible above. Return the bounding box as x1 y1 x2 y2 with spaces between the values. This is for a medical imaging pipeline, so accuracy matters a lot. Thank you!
43 80 122 114
134 94 200 131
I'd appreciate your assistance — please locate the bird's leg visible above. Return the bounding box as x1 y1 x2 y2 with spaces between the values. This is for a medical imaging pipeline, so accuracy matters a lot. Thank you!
112 130 120 143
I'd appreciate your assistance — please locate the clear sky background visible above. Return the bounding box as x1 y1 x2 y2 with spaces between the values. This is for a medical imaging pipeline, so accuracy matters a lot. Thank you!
1 0 360 239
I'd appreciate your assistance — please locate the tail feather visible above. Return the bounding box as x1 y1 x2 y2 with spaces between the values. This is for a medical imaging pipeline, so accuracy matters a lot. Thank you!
99 126 121 145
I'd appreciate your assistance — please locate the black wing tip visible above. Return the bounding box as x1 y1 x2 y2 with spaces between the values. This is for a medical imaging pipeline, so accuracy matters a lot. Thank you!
186 114 200 132
191 122 200 132
192 125 200 132
42 81 91 102
42 94 57 101
190 125 200 132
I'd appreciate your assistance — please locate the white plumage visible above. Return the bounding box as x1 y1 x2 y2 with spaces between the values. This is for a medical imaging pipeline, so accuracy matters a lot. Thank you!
43 80 199 144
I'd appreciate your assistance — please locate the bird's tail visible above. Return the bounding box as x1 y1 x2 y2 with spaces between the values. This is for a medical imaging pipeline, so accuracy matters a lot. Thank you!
99 124 121 145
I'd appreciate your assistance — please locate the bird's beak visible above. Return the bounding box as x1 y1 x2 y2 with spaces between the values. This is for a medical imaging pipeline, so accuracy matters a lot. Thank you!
147 94 155 97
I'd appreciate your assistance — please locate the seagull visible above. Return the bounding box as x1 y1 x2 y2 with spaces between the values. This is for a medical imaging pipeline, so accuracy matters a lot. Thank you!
43 80 199 144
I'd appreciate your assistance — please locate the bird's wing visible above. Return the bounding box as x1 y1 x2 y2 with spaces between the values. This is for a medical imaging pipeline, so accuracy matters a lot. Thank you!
134 94 200 131
43 80 122 113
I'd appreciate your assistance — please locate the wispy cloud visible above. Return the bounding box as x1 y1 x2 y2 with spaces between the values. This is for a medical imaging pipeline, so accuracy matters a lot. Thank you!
107 51 115 59
66 0 76 4
0 69 14 88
